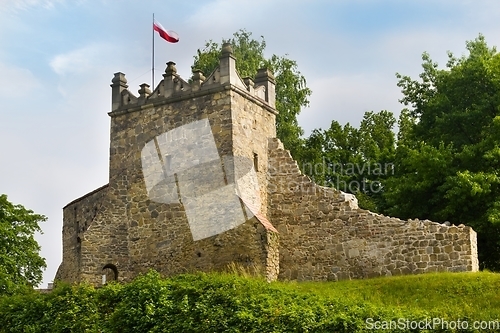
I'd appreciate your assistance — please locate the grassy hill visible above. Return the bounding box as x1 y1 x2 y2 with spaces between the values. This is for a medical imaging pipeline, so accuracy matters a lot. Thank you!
1 270 499 332
292 271 500 319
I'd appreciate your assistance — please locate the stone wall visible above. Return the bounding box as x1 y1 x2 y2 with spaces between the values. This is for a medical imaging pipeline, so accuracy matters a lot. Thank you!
268 138 479 281
55 184 108 283
56 42 479 286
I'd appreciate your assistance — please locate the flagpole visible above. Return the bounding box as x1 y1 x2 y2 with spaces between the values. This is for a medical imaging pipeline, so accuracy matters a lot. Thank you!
152 13 155 89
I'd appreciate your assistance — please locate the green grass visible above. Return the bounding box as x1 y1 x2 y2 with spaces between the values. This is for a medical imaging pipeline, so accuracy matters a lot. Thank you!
1 270 499 332
287 271 500 319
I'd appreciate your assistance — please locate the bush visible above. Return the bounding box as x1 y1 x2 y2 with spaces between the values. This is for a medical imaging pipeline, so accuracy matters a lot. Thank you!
0 271 498 332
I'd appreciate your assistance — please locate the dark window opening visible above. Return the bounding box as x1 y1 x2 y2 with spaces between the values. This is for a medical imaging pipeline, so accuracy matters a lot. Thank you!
102 263 118 284
253 153 259 172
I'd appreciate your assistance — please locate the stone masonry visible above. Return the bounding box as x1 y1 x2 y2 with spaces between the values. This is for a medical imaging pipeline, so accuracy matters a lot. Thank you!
268 139 478 280
55 43 478 285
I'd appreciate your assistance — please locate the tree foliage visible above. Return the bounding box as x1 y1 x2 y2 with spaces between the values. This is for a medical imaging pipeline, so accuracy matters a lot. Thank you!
0 194 46 294
302 110 396 212
192 29 311 160
384 35 500 269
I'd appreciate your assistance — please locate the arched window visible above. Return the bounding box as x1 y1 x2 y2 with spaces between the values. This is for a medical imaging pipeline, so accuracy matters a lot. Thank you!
102 263 118 284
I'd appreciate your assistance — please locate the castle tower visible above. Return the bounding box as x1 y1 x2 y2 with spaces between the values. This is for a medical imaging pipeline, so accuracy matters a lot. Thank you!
56 43 478 286
56 44 280 284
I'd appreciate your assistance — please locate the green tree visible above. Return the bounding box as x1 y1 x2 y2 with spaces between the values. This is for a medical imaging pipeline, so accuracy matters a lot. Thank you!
301 110 396 212
192 29 311 160
385 35 500 269
0 194 46 294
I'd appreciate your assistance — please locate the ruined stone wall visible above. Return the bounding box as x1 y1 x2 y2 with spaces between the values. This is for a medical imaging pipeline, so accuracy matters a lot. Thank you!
78 175 131 284
55 184 108 283
268 138 479 281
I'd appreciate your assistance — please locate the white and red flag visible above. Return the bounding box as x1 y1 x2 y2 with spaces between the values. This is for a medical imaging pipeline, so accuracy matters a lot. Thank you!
153 20 179 43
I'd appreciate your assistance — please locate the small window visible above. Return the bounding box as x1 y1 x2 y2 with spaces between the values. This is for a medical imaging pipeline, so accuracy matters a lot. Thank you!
253 153 259 172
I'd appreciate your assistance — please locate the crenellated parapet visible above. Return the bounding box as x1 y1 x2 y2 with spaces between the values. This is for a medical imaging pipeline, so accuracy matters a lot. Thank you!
109 43 276 114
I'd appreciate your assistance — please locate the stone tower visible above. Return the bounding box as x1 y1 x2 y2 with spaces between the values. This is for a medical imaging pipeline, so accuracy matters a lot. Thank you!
56 44 478 285
56 44 279 284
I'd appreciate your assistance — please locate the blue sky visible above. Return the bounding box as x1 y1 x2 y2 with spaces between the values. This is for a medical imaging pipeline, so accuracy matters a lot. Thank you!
1 0 500 287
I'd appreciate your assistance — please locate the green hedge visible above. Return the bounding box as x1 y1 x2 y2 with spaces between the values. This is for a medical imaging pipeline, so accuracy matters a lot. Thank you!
0 271 498 332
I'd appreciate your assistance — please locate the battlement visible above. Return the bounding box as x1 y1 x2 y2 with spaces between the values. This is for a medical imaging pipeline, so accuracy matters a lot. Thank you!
110 43 276 114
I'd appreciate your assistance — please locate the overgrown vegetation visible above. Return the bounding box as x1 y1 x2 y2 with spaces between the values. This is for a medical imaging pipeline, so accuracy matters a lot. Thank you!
1 270 499 332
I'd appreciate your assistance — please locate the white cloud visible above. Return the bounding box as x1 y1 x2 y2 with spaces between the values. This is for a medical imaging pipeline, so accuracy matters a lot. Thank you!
49 43 111 76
